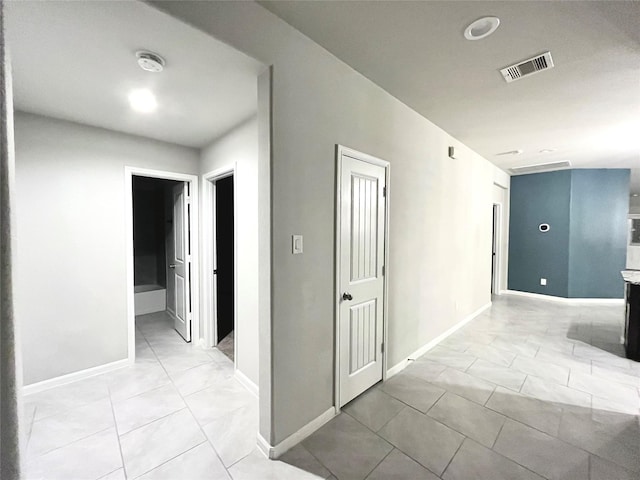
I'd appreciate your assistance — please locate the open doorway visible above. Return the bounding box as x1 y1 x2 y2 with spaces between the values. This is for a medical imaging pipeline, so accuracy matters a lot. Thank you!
125 168 200 362
202 168 236 363
132 175 193 341
214 174 235 361
491 203 501 295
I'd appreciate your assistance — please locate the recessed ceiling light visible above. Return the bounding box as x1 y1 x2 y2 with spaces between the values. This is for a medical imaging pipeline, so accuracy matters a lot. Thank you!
464 17 500 41
128 89 157 113
539 149 555 154
633 193 639 197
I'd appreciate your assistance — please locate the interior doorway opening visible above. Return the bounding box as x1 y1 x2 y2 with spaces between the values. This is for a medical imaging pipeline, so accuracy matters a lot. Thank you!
132 175 192 341
214 174 235 361
125 168 199 362
202 169 236 363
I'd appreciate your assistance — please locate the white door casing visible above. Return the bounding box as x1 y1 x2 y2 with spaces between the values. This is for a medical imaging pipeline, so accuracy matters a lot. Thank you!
337 146 388 407
171 182 191 341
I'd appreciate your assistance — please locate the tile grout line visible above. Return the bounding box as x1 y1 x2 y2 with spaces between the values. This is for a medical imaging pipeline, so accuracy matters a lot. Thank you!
107 385 128 479
130 320 236 479
361 447 394 480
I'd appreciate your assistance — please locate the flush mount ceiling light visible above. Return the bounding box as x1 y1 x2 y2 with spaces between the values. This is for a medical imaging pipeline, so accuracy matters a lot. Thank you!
496 149 523 156
128 89 157 113
136 51 165 73
464 17 500 40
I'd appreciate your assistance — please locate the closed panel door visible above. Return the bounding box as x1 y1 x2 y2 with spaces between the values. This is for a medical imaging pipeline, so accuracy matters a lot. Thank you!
171 182 191 341
339 153 386 407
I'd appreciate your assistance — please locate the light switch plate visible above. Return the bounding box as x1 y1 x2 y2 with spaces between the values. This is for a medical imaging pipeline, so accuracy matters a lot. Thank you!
540 278 547 286
292 235 303 254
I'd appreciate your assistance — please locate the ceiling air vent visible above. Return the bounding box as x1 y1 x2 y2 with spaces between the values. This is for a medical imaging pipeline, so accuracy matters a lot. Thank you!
500 51 554 83
509 160 571 175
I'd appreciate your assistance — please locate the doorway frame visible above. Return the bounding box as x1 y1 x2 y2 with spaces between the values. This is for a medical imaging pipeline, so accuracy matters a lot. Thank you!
202 165 238 365
491 202 502 295
125 166 200 363
334 145 390 412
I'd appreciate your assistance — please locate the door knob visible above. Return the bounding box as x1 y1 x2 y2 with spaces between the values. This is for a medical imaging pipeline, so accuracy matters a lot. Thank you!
342 292 353 301
169 264 176 269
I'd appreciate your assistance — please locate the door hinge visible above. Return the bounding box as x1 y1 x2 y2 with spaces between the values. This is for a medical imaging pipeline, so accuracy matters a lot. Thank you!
382 186 386 197
381 342 385 353
382 265 385 276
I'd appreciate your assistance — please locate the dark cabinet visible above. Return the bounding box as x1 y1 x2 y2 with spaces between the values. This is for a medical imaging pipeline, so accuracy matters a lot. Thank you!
624 283 640 361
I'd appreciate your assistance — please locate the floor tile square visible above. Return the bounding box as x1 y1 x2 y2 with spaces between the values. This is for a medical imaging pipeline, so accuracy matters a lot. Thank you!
27 397 114 458
367 449 440 480
485 387 561 436
112 383 185 435
421 346 477 370
511 355 569 386
136 442 230 479
379 373 445 413
202 403 258 467
25 427 121 480
343 387 404 431
229 450 327 480
493 419 589 480
303 413 392 480
442 438 544 480
378 406 464 476
432 367 495 405
119 408 206 478
466 359 527 391
427 392 506 447
184 377 255 425
278 444 332 479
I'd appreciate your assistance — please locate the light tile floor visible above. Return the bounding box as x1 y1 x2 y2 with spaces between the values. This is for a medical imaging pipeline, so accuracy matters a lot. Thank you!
22 311 268 480
297 295 640 480
22 296 640 479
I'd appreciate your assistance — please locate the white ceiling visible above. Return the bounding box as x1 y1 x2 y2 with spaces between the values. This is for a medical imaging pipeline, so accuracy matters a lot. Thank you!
260 1 640 173
6 1 264 148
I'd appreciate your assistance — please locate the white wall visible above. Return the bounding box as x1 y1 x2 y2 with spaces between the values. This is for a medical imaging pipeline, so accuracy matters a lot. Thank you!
493 170 511 293
14 112 199 385
154 1 509 446
200 116 259 385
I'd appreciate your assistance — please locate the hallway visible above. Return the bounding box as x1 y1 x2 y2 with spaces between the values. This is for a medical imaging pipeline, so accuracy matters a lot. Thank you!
22 312 262 479
296 295 640 480
21 297 640 479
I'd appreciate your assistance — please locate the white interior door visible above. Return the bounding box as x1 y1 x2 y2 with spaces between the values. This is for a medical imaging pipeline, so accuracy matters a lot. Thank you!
339 151 386 407
170 182 191 341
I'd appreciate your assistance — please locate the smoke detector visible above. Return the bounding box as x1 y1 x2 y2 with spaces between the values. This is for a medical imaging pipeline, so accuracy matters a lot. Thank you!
500 52 554 83
136 51 165 73
509 160 571 175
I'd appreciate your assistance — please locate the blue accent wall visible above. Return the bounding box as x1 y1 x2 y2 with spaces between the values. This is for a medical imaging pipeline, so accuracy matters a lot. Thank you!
508 171 571 297
508 169 630 299
568 170 629 298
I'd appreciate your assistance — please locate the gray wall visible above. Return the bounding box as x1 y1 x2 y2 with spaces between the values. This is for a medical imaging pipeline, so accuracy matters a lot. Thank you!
568 169 629 298
155 1 505 446
200 116 260 386
508 171 571 297
508 169 629 299
14 112 199 384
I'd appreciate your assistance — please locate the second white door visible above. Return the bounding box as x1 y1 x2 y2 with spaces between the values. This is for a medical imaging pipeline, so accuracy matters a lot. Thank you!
339 149 387 407
170 182 191 341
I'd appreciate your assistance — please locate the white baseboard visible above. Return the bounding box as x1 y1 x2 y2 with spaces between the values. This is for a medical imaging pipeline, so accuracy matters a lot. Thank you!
502 289 624 305
256 407 336 459
387 302 492 378
235 369 259 398
23 358 130 396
